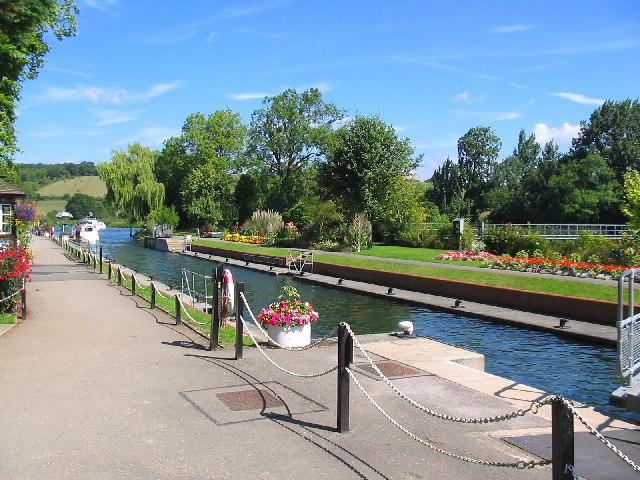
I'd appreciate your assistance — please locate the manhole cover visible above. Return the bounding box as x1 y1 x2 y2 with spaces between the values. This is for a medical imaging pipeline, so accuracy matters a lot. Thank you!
355 361 420 378
217 389 283 411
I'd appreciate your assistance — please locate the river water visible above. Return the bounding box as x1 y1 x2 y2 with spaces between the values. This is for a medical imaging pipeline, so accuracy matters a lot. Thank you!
97 228 636 422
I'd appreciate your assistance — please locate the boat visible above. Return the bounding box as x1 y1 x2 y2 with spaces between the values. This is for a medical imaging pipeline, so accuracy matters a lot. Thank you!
74 213 105 245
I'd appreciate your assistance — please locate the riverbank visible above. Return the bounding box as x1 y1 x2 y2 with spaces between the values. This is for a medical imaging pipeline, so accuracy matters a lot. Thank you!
1 237 637 479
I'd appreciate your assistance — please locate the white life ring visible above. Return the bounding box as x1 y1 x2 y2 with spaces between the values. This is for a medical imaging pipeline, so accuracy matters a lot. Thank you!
222 268 235 313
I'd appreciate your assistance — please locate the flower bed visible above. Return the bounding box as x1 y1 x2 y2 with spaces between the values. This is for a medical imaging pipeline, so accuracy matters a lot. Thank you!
484 255 639 281
0 247 32 313
434 251 497 261
221 233 265 244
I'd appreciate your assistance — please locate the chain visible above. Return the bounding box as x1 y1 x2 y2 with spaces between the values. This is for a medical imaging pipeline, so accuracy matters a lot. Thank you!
153 284 175 299
560 398 640 472
177 297 211 326
0 288 23 303
346 368 549 469
341 322 553 423
240 292 338 351
238 314 337 378
134 281 151 291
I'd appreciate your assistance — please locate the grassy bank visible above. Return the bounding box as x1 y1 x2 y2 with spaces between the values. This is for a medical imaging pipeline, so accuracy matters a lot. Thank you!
193 239 630 304
0 313 16 324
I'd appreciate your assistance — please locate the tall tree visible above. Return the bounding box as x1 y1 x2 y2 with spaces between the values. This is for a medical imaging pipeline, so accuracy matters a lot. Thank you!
234 173 260 224
98 143 164 222
623 170 640 230
428 157 466 217
570 99 640 181
248 88 343 211
180 163 236 229
0 0 78 168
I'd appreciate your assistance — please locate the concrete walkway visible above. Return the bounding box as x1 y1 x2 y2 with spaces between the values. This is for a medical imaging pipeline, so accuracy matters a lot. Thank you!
0 237 637 479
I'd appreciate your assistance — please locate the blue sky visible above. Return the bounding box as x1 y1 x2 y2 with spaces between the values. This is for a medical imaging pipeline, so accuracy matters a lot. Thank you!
14 0 640 179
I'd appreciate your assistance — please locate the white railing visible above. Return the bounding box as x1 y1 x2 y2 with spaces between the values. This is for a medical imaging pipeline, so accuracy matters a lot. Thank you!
480 223 628 239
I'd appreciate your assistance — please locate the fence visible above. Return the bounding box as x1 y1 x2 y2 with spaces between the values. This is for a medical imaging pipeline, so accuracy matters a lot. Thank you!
480 223 628 239
618 268 640 385
54 235 640 478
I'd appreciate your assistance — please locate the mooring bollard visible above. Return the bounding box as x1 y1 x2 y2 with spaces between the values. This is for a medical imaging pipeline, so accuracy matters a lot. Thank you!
337 323 353 433
131 273 136 295
117 267 122 286
99 246 103 274
20 283 27 320
235 282 245 359
552 398 575 479
150 282 156 309
108 260 112 280
175 294 181 325
210 265 221 350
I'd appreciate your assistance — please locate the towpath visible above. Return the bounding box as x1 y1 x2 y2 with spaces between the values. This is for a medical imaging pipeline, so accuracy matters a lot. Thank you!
0 237 636 479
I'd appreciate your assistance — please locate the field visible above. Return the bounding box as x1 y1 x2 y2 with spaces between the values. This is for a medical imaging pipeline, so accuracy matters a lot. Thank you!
37 176 106 198
37 199 68 215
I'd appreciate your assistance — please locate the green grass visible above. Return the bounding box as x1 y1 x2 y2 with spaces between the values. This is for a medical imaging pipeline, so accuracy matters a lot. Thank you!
0 313 16 324
191 238 631 304
351 244 485 266
38 176 107 198
36 198 68 215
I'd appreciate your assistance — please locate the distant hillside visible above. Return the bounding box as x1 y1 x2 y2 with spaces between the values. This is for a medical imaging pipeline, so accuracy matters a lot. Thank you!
37 176 107 198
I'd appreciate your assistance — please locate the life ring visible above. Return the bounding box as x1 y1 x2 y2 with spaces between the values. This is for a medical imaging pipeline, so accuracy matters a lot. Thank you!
222 268 235 314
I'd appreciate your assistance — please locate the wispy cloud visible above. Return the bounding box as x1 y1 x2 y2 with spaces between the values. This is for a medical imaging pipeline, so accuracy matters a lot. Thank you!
219 0 294 19
450 109 522 121
93 109 140 126
31 128 104 138
84 0 119 10
390 57 498 81
116 126 178 147
492 24 533 34
553 91 605 106
453 90 487 103
534 122 581 149
228 92 272 101
393 125 410 133
47 66 91 78
41 81 181 104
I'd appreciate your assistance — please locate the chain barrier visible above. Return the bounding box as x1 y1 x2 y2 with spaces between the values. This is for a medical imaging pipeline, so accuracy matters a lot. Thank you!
0 288 23 303
177 297 211 326
238 313 337 378
240 292 339 351
152 283 175 299
346 367 549 469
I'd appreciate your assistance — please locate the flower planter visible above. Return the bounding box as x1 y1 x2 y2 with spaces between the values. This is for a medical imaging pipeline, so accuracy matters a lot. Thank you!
267 322 311 348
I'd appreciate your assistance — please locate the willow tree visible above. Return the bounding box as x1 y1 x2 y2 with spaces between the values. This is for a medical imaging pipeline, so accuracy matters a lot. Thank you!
98 143 164 222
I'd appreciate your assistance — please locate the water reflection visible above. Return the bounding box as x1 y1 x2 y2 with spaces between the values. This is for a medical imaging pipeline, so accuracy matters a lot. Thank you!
97 228 638 422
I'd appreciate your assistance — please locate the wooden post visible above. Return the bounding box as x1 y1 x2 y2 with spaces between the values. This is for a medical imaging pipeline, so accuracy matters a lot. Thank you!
151 282 156 309
20 282 27 320
552 398 574 480
99 246 103 274
235 282 245 360
117 267 122 286
337 323 353 433
209 266 220 350
131 274 136 296
175 294 181 325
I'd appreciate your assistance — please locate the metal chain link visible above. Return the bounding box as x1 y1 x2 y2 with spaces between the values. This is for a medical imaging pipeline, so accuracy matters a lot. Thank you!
238 314 337 378
341 322 553 423
177 297 211 326
0 288 23 303
346 367 549 469
240 292 339 351
152 284 175 299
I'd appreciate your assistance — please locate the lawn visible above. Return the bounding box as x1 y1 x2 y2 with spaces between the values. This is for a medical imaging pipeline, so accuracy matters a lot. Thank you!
351 244 485 266
36 198 68 215
0 313 16 324
37 176 107 198
192 238 629 304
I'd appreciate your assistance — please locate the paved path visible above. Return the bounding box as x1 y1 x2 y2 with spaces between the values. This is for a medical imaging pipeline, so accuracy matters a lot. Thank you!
0 237 636 479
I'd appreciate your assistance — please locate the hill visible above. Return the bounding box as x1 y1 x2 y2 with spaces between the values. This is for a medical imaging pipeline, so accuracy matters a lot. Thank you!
37 176 107 198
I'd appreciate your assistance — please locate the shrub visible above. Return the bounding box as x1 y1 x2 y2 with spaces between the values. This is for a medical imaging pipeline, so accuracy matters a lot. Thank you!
345 213 372 252
483 226 551 256
0 248 31 314
243 210 282 241
146 205 180 229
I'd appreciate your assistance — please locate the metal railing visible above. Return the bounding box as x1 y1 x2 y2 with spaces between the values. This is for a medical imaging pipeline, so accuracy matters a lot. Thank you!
480 223 628 239
618 268 639 385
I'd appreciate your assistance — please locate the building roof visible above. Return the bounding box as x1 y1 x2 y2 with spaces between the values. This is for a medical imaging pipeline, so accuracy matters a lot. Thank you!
0 179 26 197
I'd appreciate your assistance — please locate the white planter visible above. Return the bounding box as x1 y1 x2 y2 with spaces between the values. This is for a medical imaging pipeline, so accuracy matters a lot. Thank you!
266 323 311 348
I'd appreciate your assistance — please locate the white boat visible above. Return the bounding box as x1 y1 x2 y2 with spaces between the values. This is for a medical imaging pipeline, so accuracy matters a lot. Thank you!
74 213 105 244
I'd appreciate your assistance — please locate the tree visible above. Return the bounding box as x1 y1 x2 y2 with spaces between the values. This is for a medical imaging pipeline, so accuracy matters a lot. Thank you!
623 170 640 230
98 143 165 222
0 0 78 166
65 193 102 219
248 88 343 211
320 115 420 234
428 157 465 216
346 213 372 252
571 99 640 181
234 173 260 223
156 110 246 213
180 163 236 229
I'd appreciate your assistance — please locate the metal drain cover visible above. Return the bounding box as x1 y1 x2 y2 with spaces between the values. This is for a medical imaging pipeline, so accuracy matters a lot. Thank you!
217 389 283 411
355 361 421 378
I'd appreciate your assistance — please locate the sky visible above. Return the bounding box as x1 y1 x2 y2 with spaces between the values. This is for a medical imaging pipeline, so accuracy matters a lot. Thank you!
13 0 640 179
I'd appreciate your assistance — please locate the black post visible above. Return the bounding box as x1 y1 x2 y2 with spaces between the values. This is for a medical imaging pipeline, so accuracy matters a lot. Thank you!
235 282 245 359
99 246 103 274
175 294 181 325
20 283 27 320
131 274 136 296
337 323 353 433
209 266 220 350
151 282 156 309
117 267 122 286
108 260 112 280
552 398 575 480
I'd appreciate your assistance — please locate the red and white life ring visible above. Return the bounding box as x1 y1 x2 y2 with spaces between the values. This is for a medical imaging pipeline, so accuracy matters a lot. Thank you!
222 268 235 313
